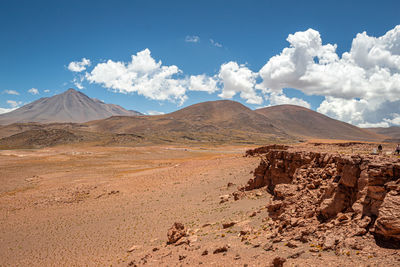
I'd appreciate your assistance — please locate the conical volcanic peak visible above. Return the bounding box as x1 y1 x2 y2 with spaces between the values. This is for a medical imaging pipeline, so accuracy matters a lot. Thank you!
0 89 141 125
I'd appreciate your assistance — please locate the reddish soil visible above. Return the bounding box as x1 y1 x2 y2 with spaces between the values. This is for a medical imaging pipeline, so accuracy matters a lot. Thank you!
0 142 399 266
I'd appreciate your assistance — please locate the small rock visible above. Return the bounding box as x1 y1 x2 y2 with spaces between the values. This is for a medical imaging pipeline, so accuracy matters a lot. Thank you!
234 254 241 260
270 256 286 267
213 245 228 254
256 192 263 197
285 241 298 248
179 255 187 261
127 245 142 252
219 194 230 204
227 182 235 187
233 191 246 201
240 225 252 236
167 222 186 244
222 221 236 229
263 242 273 251
201 250 208 256
249 211 257 217
287 249 305 259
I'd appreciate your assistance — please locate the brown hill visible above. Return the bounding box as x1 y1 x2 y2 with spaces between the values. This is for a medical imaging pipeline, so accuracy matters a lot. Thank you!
255 104 382 141
0 88 141 125
0 129 80 149
85 100 290 144
366 126 400 143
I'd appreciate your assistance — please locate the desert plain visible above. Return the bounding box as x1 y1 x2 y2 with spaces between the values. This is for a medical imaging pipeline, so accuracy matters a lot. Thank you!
1 141 399 267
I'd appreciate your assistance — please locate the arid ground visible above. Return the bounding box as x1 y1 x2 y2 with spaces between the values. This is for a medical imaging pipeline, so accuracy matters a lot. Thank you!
1 142 399 266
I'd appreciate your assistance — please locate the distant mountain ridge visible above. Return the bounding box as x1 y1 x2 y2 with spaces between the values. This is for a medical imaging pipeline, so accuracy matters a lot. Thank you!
255 104 382 141
0 92 387 145
366 126 400 142
0 89 141 125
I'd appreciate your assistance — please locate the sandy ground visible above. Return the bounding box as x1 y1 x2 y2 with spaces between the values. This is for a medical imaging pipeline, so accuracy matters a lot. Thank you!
0 145 260 266
1 143 399 266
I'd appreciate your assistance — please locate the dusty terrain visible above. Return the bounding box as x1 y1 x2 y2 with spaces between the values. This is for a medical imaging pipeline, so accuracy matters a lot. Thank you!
1 142 399 266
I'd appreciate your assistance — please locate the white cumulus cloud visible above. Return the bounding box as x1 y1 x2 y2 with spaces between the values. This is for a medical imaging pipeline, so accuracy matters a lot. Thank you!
258 26 400 126
189 74 219 93
28 88 39 95
68 58 91 72
267 92 311 108
218 62 262 104
86 49 188 104
185 35 200 43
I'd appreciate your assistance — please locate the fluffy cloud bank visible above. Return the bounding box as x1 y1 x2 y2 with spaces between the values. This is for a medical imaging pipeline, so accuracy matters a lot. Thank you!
86 49 187 104
258 26 400 126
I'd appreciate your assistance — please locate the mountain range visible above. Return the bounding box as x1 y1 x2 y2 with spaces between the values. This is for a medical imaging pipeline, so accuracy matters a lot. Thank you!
0 88 397 148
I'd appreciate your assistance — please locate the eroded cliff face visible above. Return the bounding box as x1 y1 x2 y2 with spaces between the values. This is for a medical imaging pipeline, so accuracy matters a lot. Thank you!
241 145 400 248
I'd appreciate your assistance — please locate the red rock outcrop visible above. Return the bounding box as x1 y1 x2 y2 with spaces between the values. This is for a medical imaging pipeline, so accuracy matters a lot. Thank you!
167 222 186 244
243 145 400 248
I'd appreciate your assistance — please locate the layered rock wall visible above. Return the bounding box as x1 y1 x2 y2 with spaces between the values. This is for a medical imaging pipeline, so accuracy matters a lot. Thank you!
242 145 400 245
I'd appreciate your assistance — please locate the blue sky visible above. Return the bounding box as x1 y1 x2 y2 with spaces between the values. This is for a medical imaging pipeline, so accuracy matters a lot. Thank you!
1 0 400 126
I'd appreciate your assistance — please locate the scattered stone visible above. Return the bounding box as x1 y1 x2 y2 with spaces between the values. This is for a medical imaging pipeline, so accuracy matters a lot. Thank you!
222 221 236 229
179 255 186 261
263 242 273 251
219 194 230 204
234 254 241 260
201 250 208 256
213 245 228 254
287 249 305 259
285 240 298 248
270 256 286 267
249 211 257 217
232 191 246 201
240 225 252 236
127 245 142 252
